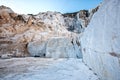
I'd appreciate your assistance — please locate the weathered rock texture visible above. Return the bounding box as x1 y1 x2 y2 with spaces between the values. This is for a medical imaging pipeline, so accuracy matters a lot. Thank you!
81 0 120 80
46 37 81 58
0 5 98 58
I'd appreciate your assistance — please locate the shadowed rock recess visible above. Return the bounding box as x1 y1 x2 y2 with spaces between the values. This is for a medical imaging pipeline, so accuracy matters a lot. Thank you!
0 0 120 80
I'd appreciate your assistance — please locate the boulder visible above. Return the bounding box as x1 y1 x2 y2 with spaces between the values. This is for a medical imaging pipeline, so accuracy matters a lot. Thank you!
27 41 47 57
46 37 81 58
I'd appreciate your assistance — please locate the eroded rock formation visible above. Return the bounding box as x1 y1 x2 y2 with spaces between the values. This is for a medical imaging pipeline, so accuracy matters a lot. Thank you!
0 5 98 58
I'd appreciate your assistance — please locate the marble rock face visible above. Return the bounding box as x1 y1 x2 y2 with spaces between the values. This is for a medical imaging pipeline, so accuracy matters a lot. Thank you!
81 0 120 80
46 37 81 58
27 40 47 57
0 5 98 58
28 37 82 58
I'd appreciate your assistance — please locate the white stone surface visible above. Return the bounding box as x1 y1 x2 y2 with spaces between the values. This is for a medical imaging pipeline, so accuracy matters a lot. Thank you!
81 0 120 80
46 37 78 58
27 41 47 57
0 58 99 80
28 37 82 58
46 37 81 58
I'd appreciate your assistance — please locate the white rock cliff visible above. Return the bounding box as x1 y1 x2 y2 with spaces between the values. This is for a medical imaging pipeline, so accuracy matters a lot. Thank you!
81 0 120 80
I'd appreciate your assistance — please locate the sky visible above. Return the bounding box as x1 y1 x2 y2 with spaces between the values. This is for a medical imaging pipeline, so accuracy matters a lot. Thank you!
0 0 102 14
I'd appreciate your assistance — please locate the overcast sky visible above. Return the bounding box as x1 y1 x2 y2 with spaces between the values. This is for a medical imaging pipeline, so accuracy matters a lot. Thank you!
0 0 102 14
